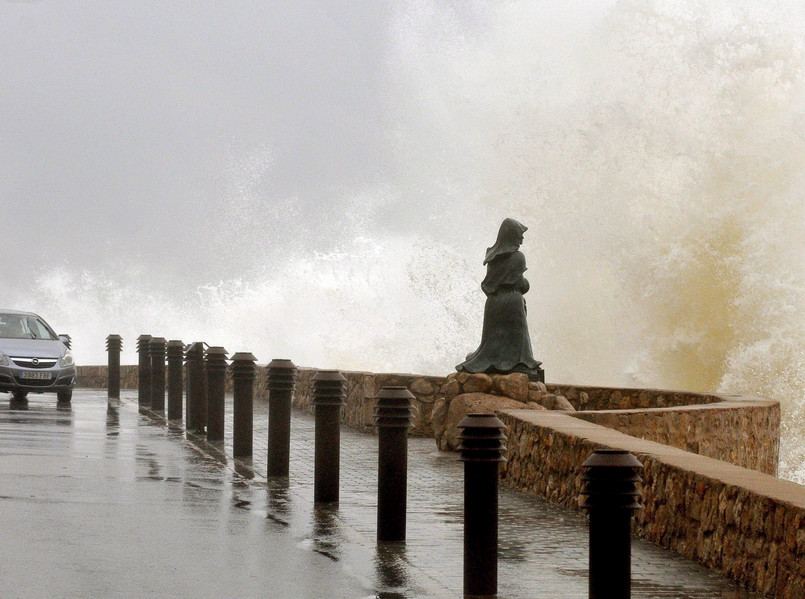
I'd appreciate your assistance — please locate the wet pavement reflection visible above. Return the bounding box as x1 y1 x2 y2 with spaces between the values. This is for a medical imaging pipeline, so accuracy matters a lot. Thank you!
0 390 767 599
0 391 368 599
374 544 411 599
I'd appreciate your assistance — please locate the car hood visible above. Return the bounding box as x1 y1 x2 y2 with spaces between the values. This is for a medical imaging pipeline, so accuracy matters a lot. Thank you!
0 339 67 358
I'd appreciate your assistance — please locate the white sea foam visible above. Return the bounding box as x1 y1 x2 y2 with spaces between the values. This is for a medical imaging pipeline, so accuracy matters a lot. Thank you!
7 0 805 482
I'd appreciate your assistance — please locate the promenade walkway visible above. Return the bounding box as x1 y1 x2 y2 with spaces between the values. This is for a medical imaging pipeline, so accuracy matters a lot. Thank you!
0 389 763 598
195 389 762 598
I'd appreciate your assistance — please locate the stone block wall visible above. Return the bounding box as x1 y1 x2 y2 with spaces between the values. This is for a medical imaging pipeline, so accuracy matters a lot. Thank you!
571 398 780 475
498 409 803 598
77 366 779 470
290 368 444 436
546 383 722 410
78 365 445 437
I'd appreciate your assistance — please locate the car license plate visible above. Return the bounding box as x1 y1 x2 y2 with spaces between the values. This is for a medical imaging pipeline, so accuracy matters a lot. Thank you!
20 371 53 380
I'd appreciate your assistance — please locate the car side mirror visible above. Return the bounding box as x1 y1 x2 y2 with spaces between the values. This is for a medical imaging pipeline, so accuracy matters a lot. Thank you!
58 334 72 349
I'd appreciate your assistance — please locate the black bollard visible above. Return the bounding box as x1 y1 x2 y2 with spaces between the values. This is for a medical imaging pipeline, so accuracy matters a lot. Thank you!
458 413 507 599
266 359 298 477
166 340 184 421
149 337 167 413
311 370 346 504
231 352 257 458
580 449 643 599
184 342 207 433
136 334 152 409
105 334 122 399
374 386 415 543
205 346 228 442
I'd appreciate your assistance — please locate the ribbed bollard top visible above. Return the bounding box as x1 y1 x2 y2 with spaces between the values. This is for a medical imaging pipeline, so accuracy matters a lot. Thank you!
230 352 258 380
204 346 228 371
311 370 347 406
457 413 507 463
106 334 122 351
136 334 152 353
580 449 643 511
166 339 184 358
266 359 297 391
374 386 415 429
149 337 167 356
184 341 205 363
61 334 72 349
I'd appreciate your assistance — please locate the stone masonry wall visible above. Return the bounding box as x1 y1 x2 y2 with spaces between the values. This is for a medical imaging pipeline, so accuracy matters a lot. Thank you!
77 365 444 437
546 383 722 411
290 368 444 436
498 409 803 598
572 398 780 475
78 366 778 471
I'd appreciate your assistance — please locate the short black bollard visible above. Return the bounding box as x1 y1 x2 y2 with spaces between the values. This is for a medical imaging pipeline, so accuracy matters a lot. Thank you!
136 334 153 409
266 359 298 477
231 352 257 458
149 337 167 412
106 334 122 399
184 342 207 433
374 386 415 543
580 449 643 599
458 413 507 599
166 340 184 421
311 370 346 504
205 346 228 442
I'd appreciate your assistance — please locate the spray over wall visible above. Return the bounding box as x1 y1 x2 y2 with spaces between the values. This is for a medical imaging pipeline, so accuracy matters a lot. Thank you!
6 1 805 481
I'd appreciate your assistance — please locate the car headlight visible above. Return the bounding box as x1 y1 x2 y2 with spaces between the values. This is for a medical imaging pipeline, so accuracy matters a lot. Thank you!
0 353 8 366
60 350 74 368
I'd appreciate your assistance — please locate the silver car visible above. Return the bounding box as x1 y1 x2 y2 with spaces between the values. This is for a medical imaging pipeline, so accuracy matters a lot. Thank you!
0 310 76 403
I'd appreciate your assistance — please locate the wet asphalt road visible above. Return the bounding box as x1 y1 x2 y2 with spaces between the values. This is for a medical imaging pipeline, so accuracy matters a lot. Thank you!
0 391 368 599
0 389 763 599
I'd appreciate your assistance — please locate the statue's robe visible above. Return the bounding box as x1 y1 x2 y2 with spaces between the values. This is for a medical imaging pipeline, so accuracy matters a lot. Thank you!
457 250 541 375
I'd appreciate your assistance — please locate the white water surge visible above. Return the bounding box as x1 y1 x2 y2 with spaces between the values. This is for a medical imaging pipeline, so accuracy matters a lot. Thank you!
5 1 805 482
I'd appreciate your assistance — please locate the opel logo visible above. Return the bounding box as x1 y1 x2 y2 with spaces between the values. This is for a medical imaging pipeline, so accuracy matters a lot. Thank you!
31 358 39 365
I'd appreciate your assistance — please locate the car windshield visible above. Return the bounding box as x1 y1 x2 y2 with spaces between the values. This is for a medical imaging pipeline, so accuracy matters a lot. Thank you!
0 313 58 340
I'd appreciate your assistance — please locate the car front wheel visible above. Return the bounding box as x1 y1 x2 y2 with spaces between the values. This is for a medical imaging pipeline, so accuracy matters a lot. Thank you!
57 390 72 403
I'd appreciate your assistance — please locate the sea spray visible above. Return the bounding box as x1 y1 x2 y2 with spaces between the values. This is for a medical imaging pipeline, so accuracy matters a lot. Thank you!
386 0 805 481
6 0 805 482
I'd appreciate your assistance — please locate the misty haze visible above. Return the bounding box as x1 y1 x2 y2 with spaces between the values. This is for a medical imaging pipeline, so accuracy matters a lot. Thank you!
4 0 805 485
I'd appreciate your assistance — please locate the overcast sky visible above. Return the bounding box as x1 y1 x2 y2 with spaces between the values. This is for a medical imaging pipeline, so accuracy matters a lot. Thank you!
1 1 404 287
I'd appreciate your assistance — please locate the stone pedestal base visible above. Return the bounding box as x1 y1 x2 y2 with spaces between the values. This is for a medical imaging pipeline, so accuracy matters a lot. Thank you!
429 372 575 451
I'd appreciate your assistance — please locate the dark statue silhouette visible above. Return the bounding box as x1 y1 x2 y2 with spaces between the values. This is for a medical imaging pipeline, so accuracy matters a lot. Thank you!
457 218 544 382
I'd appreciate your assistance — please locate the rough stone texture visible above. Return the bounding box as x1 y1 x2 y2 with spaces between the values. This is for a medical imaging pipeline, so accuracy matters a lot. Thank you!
442 392 529 451
426 372 593 446
537 394 576 411
463 373 493 394
572 400 780 475
498 408 799 598
290 368 445 437
547 383 722 411
491 373 530 402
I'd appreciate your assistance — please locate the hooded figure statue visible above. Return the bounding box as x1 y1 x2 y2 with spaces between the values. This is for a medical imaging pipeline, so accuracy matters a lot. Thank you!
457 218 543 380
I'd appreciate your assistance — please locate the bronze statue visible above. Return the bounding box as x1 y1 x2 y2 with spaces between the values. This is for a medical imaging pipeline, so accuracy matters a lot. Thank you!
457 218 544 381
